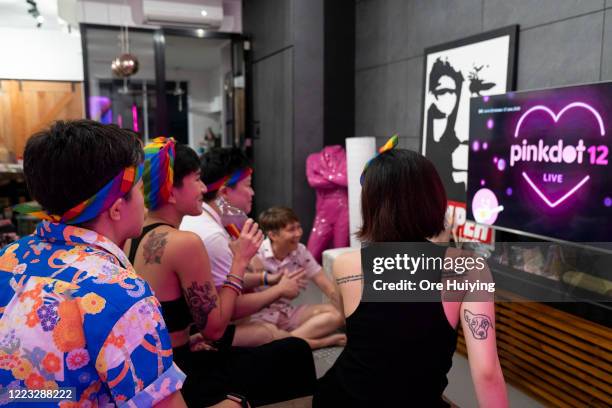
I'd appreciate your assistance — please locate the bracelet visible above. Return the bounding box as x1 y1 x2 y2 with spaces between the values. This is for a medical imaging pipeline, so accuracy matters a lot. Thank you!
222 282 242 296
226 393 249 408
227 273 244 285
223 280 243 295
263 270 269 286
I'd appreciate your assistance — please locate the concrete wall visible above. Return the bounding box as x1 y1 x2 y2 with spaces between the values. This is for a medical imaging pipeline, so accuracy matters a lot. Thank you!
244 0 325 236
244 0 354 239
355 0 612 149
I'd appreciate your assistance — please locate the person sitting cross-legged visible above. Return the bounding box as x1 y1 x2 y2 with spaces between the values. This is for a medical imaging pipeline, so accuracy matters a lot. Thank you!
249 207 347 350
125 138 316 407
181 147 311 348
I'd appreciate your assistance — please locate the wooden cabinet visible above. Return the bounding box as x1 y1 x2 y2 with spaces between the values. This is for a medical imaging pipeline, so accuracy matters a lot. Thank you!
0 80 84 160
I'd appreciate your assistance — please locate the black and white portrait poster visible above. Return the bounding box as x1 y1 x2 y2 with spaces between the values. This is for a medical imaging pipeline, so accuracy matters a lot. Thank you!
420 26 517 244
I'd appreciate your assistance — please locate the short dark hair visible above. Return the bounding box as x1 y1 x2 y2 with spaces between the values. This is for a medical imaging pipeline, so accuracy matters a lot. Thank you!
173 143 200 187
24 120 143 216
200 147 251 201
358 149 447 242
258 207 300 234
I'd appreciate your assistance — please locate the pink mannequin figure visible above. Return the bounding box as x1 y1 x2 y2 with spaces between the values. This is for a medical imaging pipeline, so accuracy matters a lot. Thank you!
306 145 349 262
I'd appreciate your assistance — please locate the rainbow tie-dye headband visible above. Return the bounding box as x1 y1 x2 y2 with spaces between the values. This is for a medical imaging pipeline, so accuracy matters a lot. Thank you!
143 137 176 210
360 134 399 185
15 163 144 224
206 167 253 192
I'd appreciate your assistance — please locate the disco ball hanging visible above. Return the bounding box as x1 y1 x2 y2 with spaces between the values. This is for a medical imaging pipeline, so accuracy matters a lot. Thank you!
111 53 139 77
111 25 139 78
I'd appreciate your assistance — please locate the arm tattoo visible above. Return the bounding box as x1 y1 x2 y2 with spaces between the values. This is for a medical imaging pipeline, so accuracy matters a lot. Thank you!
336 274 364 285
464 309 493 340
183 281 218 331
143 231 168 264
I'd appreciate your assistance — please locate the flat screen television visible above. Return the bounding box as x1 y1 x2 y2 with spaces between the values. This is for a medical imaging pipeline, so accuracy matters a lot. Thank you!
466 82 612 242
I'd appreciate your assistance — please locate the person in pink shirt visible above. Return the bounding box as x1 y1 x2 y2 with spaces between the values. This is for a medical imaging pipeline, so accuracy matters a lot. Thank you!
251 207 346 349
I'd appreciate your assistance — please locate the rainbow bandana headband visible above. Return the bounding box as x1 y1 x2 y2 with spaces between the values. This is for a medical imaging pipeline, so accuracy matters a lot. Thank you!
15 164 144 224
206 167 253 192
360 134 399 185
143 137 176 210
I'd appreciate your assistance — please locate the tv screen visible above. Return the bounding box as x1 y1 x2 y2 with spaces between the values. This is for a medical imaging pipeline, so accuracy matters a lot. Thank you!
467 82 612 242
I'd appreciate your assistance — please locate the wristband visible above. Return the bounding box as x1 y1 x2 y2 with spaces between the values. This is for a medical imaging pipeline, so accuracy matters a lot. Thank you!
222 283 242 296
223 279 243 294
226 393 249 408
227 273 244 285
263 270 269 286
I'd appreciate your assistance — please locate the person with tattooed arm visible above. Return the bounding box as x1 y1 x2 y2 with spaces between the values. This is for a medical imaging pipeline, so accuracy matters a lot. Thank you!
181 148 314 347
314 140 507 407
125 139 316 407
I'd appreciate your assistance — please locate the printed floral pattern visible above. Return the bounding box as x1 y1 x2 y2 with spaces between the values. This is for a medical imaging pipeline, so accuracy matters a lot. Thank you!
0 222 184 406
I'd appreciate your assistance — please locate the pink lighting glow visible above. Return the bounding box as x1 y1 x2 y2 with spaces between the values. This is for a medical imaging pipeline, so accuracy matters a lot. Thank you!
132 105 139 132
514 102 606 138
487 118 494 129
521 172 590 208
472 140 480 151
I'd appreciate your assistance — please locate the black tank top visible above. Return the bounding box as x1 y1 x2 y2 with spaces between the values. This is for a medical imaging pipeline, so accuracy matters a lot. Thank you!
128 223 192 333
314 244 458 407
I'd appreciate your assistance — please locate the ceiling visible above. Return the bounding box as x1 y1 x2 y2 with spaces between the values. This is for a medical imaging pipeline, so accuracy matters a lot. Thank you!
0 0 67 31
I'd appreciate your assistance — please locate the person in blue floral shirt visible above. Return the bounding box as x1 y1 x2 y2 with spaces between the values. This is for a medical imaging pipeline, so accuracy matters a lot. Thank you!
0 120 186 407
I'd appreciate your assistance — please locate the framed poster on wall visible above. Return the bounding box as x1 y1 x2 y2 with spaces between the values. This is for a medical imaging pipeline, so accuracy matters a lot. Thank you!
419 25 518 244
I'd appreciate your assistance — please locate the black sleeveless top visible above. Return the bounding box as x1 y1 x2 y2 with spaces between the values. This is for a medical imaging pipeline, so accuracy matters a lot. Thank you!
128 223 192 333
314 245 458 407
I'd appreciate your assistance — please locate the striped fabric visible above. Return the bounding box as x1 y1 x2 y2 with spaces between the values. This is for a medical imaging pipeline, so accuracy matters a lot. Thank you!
143 137 176 210
206 167 253 192
15 163 143 224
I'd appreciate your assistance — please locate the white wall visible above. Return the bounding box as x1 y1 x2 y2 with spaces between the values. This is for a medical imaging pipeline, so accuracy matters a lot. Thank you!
0 27 83 81
166 67 222 151
77 0 242 33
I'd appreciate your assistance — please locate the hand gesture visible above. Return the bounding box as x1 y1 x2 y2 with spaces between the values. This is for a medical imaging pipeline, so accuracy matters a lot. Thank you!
276 268 307 299
229 219 264 264
266 271 282 286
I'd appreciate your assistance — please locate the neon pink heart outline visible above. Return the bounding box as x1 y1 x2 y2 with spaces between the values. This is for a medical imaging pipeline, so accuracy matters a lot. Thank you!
513 102 605 208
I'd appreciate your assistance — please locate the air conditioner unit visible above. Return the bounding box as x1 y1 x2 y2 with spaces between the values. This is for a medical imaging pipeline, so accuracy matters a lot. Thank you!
136 0 223 28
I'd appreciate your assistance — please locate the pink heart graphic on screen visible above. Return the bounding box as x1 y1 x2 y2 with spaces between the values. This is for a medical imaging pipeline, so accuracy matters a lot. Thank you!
513 102 605 208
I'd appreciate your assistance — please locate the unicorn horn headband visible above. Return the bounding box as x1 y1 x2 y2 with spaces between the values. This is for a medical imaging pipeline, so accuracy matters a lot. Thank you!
15 163 144 225
143 137 176 210
360 134 399 185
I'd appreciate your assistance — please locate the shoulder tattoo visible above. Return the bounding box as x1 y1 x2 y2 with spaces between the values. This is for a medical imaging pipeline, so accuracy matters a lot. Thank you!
143 230 168 264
